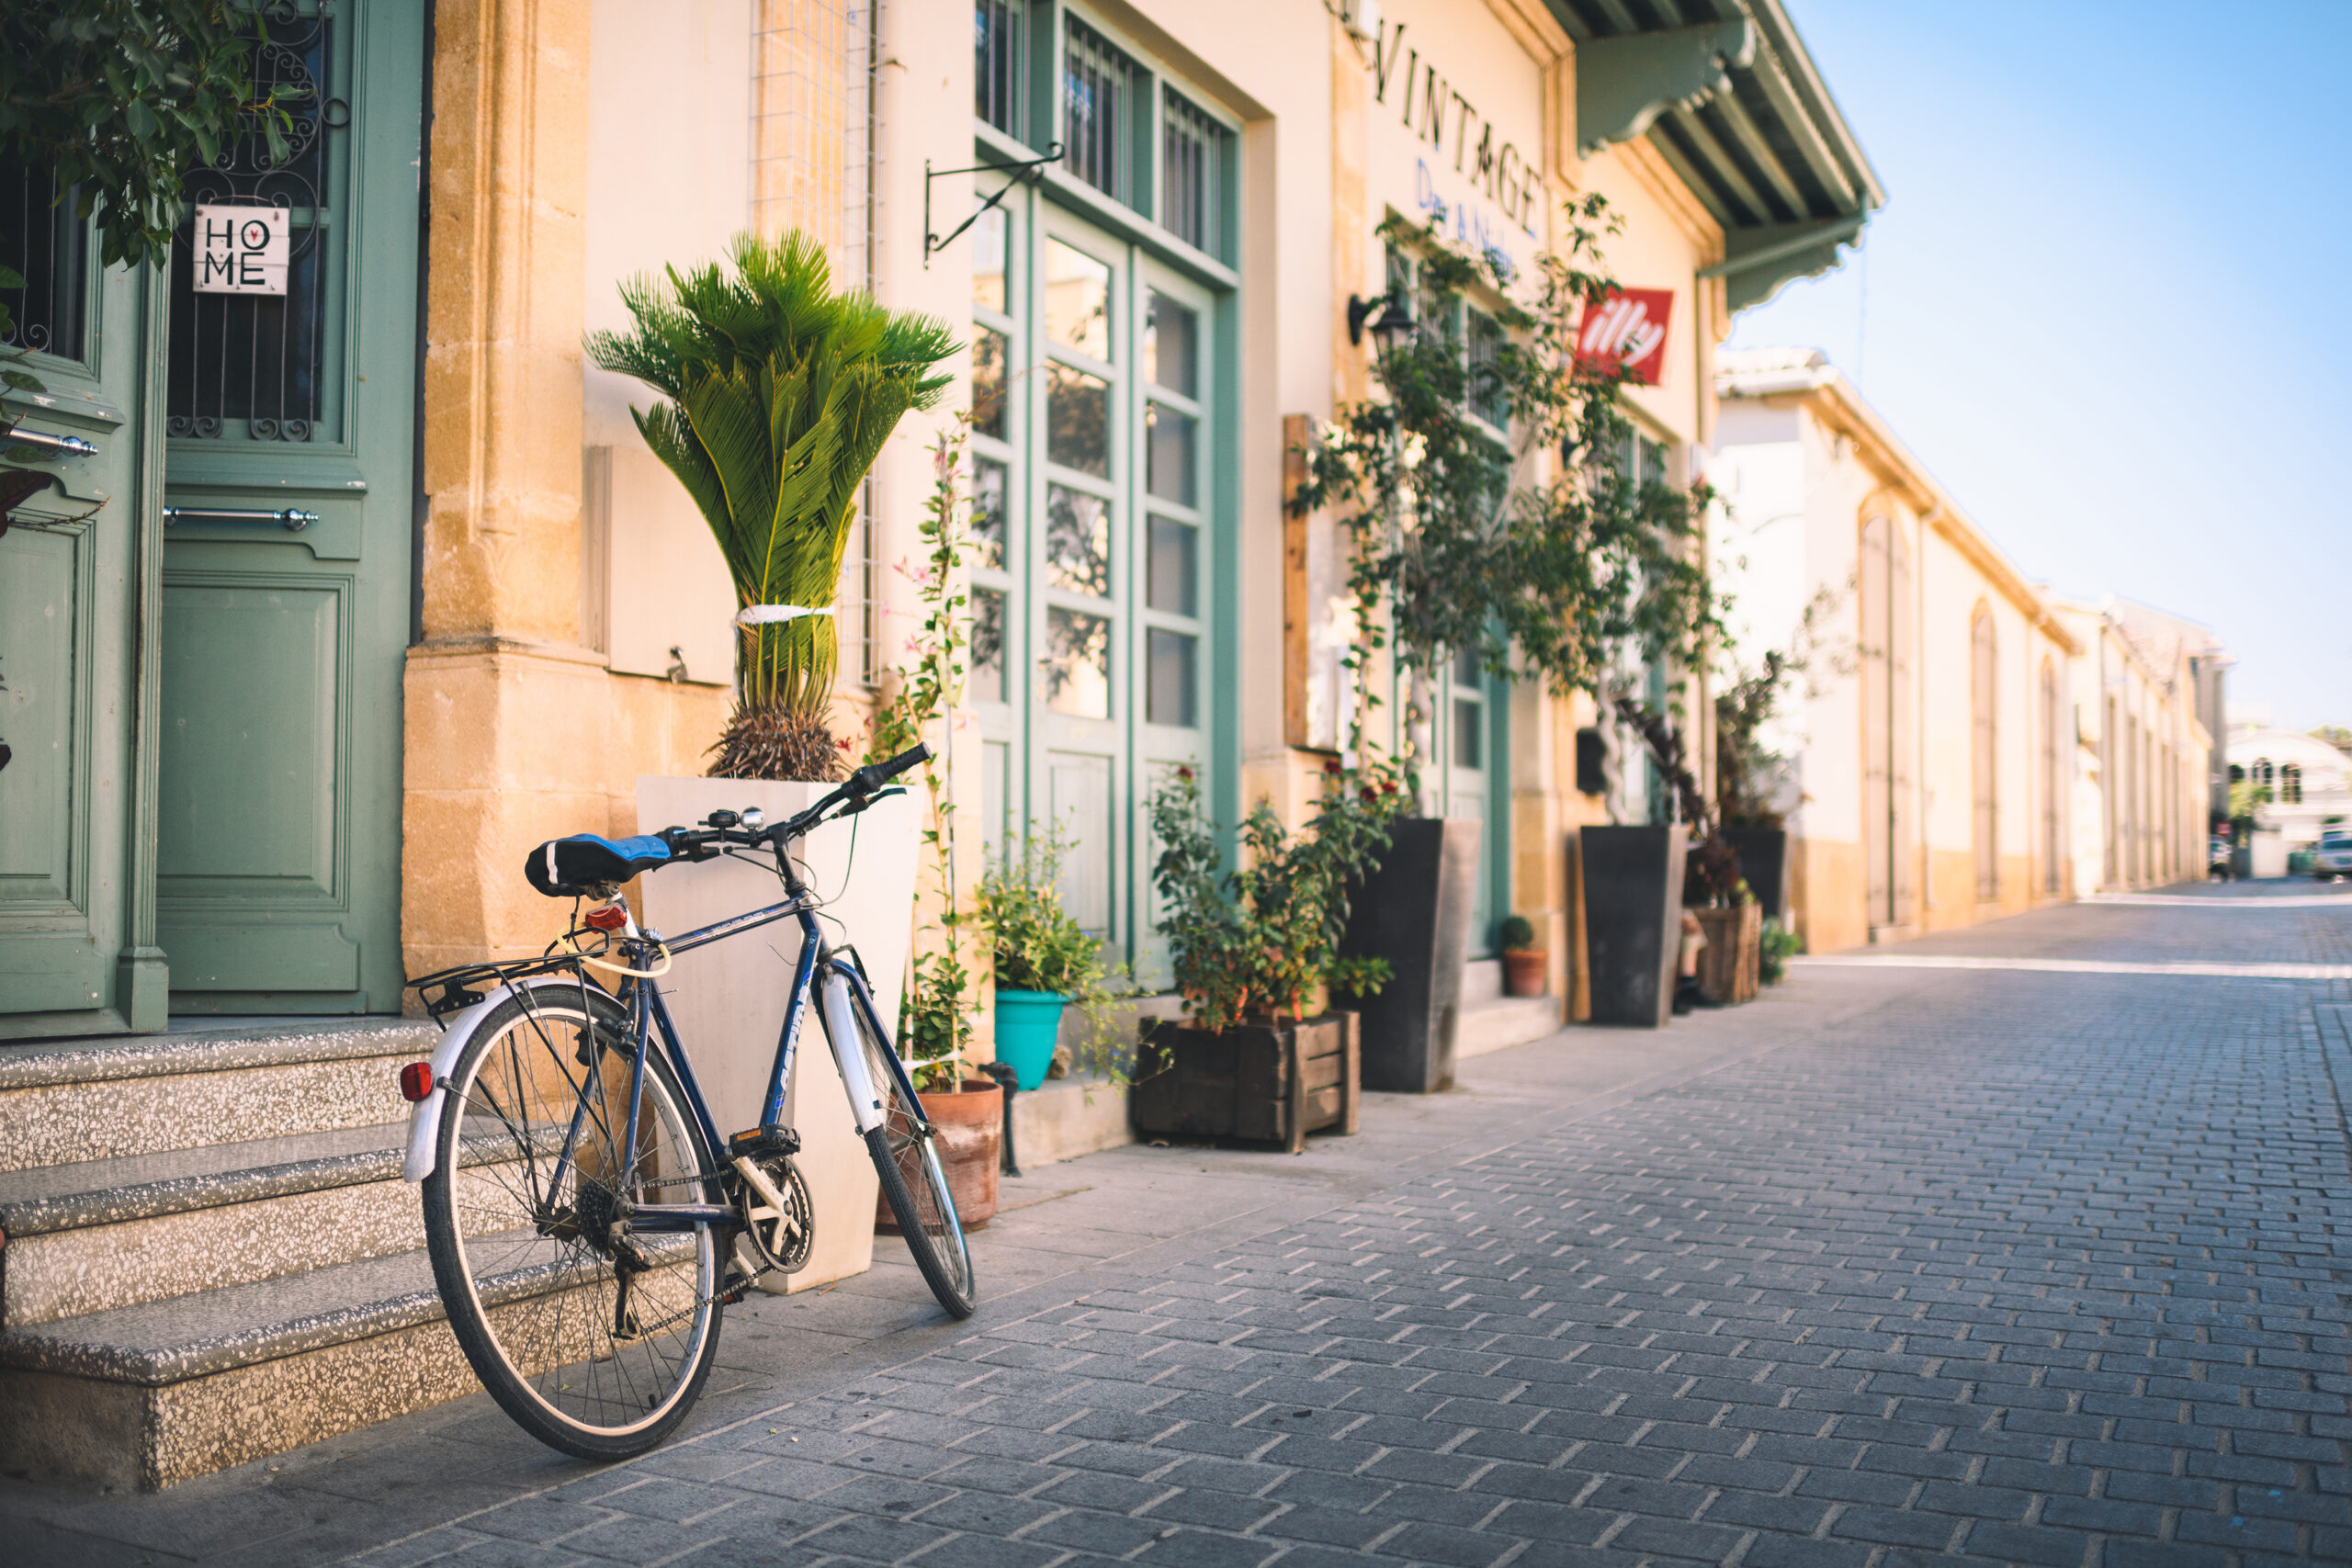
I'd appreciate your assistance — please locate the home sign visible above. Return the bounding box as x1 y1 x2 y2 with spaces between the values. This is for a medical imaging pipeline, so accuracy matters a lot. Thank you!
193 205 290 296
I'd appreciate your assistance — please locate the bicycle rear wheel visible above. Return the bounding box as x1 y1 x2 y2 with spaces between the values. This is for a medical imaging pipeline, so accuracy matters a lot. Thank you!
421 984 725 1459
849 988 977 1317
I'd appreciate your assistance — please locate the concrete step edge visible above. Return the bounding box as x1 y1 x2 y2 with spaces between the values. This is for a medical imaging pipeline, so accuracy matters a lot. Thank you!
0 1018 438 1092
0 1122 418 1237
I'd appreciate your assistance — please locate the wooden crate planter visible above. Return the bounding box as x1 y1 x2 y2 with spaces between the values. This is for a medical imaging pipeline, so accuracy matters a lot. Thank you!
1131 1013 1360 1153
1693 903 1762 1005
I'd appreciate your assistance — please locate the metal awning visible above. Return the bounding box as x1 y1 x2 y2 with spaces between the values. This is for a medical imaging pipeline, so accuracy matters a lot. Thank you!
1549 0 1884 312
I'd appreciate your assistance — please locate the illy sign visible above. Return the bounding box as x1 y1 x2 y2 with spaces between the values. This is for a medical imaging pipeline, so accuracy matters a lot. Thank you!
1576 288 1673 387
193 205 289 296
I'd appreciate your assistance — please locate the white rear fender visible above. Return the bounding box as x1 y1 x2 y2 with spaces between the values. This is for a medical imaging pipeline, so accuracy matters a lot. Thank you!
820 968 887 1136
402 976 608 1182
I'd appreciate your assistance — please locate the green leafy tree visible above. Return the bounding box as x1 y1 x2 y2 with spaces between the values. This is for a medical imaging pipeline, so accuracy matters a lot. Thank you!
588 231 956 779
1292 202 1720 783
1 1 303 270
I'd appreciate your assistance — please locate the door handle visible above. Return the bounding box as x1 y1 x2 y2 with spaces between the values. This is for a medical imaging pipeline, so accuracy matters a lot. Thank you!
163 505 318 532
3 426 98 457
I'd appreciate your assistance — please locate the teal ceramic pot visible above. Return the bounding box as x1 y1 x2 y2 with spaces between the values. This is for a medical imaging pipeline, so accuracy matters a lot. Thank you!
991 988 1068 1090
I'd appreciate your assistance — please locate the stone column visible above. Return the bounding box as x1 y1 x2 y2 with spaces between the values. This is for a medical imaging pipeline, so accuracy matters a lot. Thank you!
403 0 605 987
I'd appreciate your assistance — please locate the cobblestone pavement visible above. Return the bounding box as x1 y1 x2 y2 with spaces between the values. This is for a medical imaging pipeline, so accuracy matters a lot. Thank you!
12 883 2352 1567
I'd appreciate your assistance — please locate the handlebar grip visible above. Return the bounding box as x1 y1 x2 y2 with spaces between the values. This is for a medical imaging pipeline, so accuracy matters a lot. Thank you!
849 743 931 796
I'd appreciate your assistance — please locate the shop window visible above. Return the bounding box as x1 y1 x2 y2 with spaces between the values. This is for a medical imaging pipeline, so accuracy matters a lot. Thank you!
1063 17 1138 206
1160 89 1227 258
975 0 1025 138
1467 308 1510 433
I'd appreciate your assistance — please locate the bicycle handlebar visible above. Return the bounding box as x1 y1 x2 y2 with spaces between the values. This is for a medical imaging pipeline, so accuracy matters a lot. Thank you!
653 743 931 865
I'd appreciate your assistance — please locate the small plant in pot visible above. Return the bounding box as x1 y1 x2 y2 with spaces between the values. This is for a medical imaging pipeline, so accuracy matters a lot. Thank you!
1498 914 1546 998
1133 763 1399 1151
977 832 1122 1091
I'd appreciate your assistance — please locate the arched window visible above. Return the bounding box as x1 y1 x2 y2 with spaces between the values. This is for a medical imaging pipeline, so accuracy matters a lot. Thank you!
2256 758 2275 787
1972 608 1998 899
2228 763 2245 784
2281 763 2302 805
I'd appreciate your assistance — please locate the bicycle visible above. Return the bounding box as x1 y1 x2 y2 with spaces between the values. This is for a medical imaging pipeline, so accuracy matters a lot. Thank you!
396 743 972 1461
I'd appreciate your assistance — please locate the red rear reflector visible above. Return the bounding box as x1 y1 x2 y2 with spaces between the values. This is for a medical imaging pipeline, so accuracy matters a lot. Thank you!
583 905 628 932
399 1061 435 1102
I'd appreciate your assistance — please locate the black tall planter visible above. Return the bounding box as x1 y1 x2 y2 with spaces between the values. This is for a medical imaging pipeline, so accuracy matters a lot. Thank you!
1579 824 1687 1028
1725 826 1789 921
1336 817 1480 1093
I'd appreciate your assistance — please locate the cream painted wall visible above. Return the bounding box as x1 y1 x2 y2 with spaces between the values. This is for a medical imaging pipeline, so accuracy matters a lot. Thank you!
582 0 748 687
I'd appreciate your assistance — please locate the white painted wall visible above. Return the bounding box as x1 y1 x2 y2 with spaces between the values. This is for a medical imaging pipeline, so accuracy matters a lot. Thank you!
582 0 748 687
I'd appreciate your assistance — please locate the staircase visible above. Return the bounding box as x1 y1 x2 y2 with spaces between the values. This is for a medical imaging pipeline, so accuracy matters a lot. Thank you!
0 1018 485 1491
1453 958 1562 1059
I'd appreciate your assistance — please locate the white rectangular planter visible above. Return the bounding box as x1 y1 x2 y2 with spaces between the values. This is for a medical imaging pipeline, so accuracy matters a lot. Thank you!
635 775 919 1292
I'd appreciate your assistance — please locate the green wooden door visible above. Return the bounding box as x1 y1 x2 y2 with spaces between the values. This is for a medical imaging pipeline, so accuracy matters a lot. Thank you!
0 164 168 1037
156 0 422 1014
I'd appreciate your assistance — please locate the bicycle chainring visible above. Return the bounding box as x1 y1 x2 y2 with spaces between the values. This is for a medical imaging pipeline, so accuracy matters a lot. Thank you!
736 1155 814 1274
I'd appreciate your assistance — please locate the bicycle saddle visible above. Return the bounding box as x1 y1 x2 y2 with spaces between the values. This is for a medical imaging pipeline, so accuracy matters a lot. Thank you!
525 833 673 898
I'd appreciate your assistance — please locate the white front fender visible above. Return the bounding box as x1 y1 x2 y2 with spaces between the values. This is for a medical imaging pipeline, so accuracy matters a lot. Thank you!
402 976 605 1182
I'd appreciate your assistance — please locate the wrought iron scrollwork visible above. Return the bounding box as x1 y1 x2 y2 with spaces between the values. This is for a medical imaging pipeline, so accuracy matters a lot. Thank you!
166 6 335 444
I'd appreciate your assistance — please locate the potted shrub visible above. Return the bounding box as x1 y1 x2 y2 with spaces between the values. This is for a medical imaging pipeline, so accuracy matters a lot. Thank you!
976 831 1122 1091
590 241 956 1284
1133 764 1396 1151
1498 914 1546 998
1295 204 1717 1065
1714 587 1849 924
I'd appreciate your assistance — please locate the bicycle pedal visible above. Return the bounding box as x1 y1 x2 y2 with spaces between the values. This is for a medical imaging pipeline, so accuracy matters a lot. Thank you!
719 1269 756 1305
729 1125 800 1161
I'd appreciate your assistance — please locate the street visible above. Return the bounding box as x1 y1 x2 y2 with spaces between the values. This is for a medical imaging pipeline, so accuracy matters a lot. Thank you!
10 883 2352 1568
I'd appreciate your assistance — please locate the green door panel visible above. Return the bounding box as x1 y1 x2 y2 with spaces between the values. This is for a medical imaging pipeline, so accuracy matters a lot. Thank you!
0 159 166 1037
156 0 422 1013
158 581 342 897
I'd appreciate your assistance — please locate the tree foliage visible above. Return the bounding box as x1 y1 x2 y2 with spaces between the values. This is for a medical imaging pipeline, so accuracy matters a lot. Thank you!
0 0 301 271
1291 202 1720 767
588 231 956 778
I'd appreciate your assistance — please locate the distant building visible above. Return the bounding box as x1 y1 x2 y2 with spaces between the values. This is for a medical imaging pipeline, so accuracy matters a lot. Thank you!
2227 722 2352 873
2052 601 2214 893
2108 598 2231 832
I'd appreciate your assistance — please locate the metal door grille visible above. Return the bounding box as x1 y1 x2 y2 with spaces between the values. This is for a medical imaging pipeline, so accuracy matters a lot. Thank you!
166 7 335 442
1063 17 1135 206
0 159 86 360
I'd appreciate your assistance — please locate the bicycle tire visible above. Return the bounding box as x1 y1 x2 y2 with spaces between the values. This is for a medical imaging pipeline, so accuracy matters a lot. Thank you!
850 994 978 1317
421 985 725 1460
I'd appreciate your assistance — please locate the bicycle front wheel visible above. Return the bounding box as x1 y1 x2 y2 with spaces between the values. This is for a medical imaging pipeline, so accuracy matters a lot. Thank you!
851 991 978 1318
421 984 725 1459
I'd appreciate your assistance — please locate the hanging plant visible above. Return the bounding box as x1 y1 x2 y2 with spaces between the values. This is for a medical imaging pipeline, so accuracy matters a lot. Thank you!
588 231 956 780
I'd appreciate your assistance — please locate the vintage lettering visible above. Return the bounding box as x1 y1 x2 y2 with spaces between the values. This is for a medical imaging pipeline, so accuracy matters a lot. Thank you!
1373 20 1407 103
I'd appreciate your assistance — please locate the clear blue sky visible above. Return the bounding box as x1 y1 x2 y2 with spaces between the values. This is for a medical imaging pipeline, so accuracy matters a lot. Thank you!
1724 0 2350 732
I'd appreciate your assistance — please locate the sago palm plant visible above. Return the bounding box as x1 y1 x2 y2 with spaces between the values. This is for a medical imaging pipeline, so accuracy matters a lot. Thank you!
587 231 956 779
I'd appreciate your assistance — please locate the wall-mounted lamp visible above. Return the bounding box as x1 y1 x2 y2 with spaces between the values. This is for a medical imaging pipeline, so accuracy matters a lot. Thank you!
1323 0 1382 42
1347 289 1414 350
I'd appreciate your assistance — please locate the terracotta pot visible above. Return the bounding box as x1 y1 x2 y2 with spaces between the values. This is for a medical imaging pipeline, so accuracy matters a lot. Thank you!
876 1079 1001 1232
1500 948 1547 998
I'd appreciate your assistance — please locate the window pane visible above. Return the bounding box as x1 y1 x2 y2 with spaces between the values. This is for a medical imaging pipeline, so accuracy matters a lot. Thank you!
972 325 1008 439
1045 361 1108 475
1045 606 1111 717
1045 483 1110 596
1145 292 1196 396
1454 644 1480 686
975 0 1024 136
969 588 1006 703
1044 239 1109 358
1063 17 1136 206
1148 514 1196 615
972 206 1007 314
1148 628 1198 728
1468 309 1510 432
1453 696 1482 769
1145 402 1196 506
1 157 87 358
1159 94 1227 256
971 457 1008 570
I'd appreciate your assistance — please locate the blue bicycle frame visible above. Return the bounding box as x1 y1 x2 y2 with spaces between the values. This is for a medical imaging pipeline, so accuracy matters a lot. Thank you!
540 892 928 1235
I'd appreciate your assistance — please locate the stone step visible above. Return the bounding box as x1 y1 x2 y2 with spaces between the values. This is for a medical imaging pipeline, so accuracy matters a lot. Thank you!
0 1122 426 1327
0 1243 481 1491
1454 994 1562 1060
1460 956 1504 1006
0 1017 436 1171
